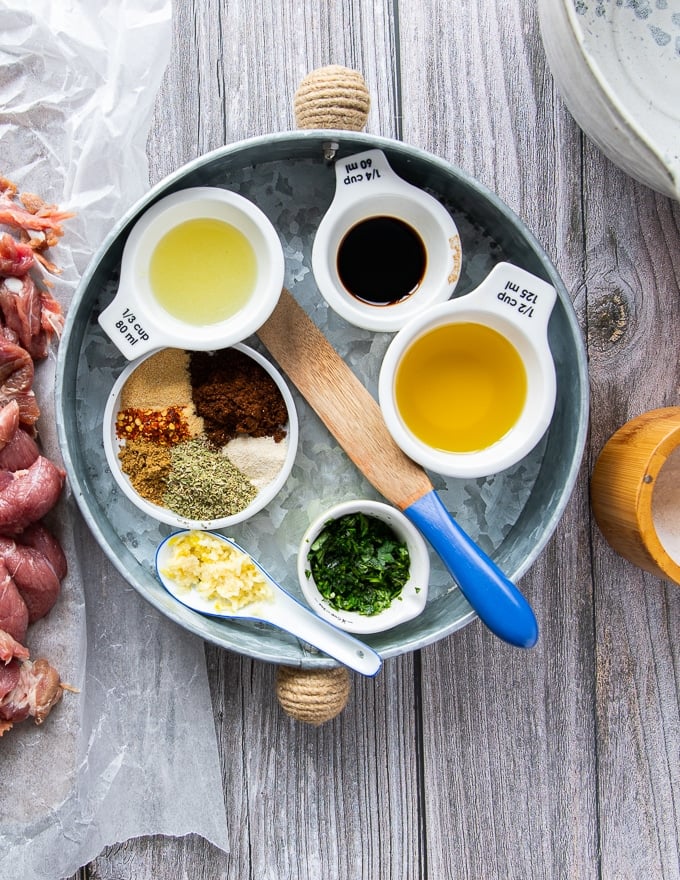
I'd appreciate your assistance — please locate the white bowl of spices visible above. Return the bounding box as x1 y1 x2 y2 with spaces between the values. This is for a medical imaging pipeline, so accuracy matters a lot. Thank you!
297 499 430 634
103 343 298 529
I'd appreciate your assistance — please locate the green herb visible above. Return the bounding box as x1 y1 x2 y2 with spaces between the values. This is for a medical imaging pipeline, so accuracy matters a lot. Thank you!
306 512 411 616
163 437 256 520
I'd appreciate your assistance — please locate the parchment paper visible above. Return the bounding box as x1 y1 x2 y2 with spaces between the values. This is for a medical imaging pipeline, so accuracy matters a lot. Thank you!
0 1 229 876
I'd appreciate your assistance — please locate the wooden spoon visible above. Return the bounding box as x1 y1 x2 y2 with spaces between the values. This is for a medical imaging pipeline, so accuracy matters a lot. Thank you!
257 289 539 648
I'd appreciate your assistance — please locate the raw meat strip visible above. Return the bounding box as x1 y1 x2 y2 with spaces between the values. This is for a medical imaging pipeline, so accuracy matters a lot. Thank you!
0 233 34 276
0 627 29 664
20 523 67 581
0 335 39 427
0 400 19 450
0 426 39 471
0 537 61 622
0 559 28 642
0 275 46 359
0 660 20 705
0 456 65 534
0 657 64 733
0 275 63 359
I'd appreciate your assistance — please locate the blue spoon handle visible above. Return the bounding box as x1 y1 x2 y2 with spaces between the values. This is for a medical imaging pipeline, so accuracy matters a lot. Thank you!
404 490 538 648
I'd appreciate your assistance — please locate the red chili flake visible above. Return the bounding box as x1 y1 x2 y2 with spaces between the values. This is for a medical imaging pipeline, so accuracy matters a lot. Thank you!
115 406 192 446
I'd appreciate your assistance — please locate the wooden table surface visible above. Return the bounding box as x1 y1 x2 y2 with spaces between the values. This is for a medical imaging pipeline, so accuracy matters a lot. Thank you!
71 1 680 878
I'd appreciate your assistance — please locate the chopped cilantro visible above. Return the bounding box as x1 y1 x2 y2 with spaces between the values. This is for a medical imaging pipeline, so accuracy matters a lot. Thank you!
306 512 411 616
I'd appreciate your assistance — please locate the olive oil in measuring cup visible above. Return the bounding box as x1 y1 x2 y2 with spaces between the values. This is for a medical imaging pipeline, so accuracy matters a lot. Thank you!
395 322 528 453
149 217 257 325
379 262 558 479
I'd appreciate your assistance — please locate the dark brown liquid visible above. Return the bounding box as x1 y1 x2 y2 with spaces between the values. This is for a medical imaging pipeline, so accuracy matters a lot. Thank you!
336 215 427 306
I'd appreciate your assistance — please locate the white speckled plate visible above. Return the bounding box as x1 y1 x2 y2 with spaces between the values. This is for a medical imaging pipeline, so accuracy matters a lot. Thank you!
539 0 680 199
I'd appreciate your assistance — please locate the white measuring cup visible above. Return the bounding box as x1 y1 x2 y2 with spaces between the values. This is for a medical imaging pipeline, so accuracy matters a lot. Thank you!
311 148 462 331
98 187 285 359
379 262 557 479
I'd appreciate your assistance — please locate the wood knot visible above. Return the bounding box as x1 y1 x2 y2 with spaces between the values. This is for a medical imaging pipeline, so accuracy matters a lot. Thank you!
294 65 370 131
276 665 351 725
588 289 629 348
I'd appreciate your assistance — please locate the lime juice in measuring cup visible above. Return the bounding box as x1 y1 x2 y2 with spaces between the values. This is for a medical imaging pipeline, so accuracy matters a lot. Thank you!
98 187 284 360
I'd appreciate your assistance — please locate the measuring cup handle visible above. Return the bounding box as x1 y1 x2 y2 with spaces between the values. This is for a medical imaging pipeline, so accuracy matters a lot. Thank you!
98 294 168 360
272 589 382 677
468 262 557 335
404 490 539 649
331 148 413 206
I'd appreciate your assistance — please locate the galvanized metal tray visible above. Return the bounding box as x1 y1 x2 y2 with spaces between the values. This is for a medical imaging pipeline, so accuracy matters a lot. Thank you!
55 131 589 666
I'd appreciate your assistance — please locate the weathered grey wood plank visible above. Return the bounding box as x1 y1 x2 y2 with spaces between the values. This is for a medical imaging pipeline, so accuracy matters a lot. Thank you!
585 160 680 878
146 0 400 179
203 651 423 880
398 1 600 877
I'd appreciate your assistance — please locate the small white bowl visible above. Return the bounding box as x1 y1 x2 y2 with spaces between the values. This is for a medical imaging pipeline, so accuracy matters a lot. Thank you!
103 343 298 529
98 186 285 359
297 500 430 634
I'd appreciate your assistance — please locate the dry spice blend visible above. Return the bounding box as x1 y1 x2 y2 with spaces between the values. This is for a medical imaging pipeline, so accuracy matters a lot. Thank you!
116 346 290 521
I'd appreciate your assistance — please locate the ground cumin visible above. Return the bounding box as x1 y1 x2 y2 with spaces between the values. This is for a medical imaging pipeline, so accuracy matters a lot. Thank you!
189 348 288 447
118 439 172 505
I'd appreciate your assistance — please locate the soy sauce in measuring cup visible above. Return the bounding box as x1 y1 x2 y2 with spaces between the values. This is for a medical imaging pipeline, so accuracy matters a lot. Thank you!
311 149 462 331
337 215 427 306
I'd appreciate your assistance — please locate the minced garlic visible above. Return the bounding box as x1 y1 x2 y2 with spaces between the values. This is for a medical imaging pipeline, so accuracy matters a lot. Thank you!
160 530 273 612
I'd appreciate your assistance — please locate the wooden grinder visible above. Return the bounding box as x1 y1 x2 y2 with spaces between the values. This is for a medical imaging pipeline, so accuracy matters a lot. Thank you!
591 406 680 585
273 66 371 725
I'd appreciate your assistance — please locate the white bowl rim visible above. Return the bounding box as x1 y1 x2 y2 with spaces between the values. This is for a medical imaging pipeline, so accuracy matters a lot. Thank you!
553 0 679 198
297 499 430 634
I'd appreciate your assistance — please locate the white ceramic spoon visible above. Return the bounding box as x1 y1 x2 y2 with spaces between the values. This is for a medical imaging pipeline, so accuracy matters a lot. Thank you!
155 531 382 677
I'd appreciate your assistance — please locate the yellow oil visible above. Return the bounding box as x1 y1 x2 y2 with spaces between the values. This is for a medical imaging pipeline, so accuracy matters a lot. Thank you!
149 218 257 325
394 322 527 453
